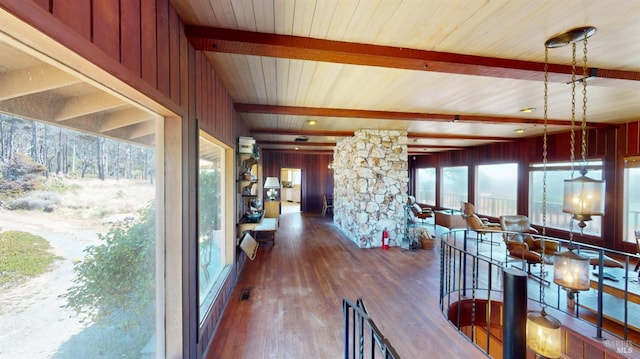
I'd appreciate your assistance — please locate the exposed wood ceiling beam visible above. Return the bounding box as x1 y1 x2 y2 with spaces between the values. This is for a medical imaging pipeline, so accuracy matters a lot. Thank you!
251 128 512 141
251 128 353 137
257 140 465 151
408 132 510 141
407 144 465 150
0 95 56 121
186 26 640 83
47 113 107 134
126 121 155 140
0 65 81 101
261 148 446 155
130 133 155 147
264 148 333 154
236 103 614 128
96 122 155 146
54 91 124 121
0 96 153 146
258 141 335 147
99 107 154 132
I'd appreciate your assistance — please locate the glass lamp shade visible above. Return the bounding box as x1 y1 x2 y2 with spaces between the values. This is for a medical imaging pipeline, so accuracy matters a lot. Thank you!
527 309 562 359
562 173 605 228
553 250 590 291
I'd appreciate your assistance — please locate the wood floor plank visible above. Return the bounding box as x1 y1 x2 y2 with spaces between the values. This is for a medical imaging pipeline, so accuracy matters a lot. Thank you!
205 213 487 359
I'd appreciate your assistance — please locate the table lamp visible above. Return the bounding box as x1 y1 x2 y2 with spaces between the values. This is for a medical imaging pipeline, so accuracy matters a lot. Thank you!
264 177 280 201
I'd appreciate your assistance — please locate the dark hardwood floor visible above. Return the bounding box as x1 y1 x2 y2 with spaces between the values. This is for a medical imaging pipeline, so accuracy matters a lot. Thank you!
206 213 487 359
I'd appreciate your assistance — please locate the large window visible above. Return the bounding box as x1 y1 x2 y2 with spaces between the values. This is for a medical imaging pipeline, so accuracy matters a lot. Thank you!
623 157 640 243
476 163 518 217
198 133 231 322
441 166 468 209
0 115 159 357
529 161 602 236
415 167 436 206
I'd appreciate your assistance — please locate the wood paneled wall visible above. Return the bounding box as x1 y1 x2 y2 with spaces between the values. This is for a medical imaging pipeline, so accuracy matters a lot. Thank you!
620 122 640 156
1 1 250 358
27 0 191 115
194 51 241 146
262 151 334 213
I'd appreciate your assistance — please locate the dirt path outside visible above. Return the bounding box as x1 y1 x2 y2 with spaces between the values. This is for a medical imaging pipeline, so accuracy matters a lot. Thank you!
0 178 154 359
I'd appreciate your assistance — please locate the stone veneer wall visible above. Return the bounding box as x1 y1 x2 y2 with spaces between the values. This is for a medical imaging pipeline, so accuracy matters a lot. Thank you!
333 129 408 248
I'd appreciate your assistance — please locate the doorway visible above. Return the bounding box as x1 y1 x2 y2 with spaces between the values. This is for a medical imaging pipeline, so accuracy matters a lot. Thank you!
280 168 302 213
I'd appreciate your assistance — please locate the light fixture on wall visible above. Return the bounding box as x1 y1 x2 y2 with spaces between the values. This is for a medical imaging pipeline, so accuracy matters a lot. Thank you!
526 50 561 359
264 177 280 201
545 27 595 292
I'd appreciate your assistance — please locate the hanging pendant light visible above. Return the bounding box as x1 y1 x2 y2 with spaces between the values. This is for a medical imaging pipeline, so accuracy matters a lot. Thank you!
553 27 606 230
543 27 595 292
563 169 605 229
553 250 590 291
527 309 562 359
527 46 562 358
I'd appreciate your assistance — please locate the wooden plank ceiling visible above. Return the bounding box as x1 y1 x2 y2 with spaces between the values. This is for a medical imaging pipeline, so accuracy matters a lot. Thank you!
175 0 640 154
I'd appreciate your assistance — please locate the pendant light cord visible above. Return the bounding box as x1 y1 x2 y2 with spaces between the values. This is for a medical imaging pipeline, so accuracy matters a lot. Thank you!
540 46 549 308
581 32 589 168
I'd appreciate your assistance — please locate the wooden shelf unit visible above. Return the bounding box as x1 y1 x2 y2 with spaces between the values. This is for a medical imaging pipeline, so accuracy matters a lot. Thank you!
236 139 261 231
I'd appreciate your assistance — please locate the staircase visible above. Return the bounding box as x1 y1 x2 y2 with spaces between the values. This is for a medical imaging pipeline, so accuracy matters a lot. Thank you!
342 297 401 359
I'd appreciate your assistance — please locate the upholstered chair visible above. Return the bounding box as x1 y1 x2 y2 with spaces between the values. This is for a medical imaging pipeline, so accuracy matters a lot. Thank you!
460 202 500 242
407 195 433 224
499 215 558 280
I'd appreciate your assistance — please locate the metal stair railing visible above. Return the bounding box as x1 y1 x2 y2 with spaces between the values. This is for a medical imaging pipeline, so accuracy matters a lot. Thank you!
342 297 401 359
440 228 640 354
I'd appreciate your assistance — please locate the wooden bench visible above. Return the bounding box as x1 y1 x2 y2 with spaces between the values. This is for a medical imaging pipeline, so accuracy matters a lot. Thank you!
251 218 278 245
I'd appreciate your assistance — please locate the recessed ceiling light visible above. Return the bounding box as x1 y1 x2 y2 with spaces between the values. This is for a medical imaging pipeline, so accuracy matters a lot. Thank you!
520 107 536 113
307 120 317 126
295 147 300 151
514 128 525 134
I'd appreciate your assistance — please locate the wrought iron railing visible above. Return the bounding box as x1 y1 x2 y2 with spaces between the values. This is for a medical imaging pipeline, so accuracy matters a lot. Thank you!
440 229 640 356
342 297 401 359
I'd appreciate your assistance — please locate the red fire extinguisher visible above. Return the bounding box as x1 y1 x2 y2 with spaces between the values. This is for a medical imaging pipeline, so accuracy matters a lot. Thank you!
382 229 389 250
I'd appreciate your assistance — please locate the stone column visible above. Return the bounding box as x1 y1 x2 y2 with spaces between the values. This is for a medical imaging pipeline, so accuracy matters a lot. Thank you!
333 129 408 248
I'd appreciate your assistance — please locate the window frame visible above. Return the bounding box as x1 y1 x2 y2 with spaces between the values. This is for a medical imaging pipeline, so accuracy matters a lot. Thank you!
528 160 603 237
197 131 233 324
622 156 640 243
